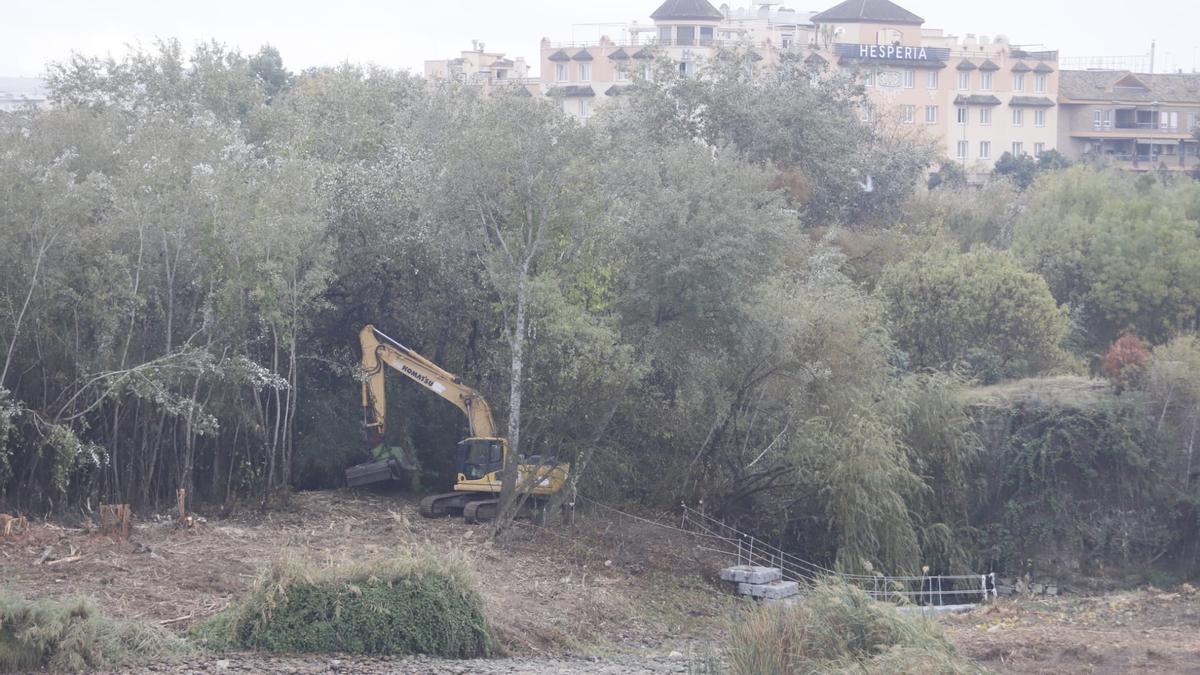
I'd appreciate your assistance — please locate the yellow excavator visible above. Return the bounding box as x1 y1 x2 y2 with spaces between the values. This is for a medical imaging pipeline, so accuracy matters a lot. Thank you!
350 325 568 523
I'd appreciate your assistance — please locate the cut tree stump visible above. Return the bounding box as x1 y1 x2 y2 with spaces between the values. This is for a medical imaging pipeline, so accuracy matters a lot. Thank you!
100 504 131 538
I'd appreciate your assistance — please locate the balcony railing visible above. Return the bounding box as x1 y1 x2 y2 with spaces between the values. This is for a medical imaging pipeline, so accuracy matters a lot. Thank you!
544 38 742 50
1093 122 1185 133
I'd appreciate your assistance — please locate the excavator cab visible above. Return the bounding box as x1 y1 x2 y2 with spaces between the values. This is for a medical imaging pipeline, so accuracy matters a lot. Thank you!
456 438 505 481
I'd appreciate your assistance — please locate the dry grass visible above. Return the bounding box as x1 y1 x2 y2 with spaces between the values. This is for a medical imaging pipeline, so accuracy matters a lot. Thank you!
193 551 492 657
0 593 190 672
725 578 979 675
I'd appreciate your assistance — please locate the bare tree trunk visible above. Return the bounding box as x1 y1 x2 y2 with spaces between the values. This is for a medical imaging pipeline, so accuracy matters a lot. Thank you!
1 237 50 391
494 274 528 540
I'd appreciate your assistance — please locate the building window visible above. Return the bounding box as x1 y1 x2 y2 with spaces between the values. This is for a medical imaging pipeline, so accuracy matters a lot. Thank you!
863 70 874 87
1034 74 1046 93
641 64 652 80
980 141 991 159
924 105 938 123
1034 142 1045 156
980 107 992 125
860 103 871 122
1034 109 1045 127
1190 112 1198 130
555 63 568 82
1012 108 1024 126
903 69 915 88
1093 108 1111 129
958 71 970 90
579 63 591 82
927 70 939 89
658 26 672 44
1163 111 1179 130
901 104 915 124
678 61 693 77
956 106 969 125
980 71 993 90
579 98 592 118
676 25 695 46
1012 141 1024 156
1013 73 1025 92
957 140 968 160
616 66 629 82
700 26 714 45
781 34 793 49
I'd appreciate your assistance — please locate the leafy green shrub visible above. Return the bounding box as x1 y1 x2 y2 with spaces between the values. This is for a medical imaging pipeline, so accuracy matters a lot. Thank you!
0 593 190 672
725 578 977 675
194 552 491 657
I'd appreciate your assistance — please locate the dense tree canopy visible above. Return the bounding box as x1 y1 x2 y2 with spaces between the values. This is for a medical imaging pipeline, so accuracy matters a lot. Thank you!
4 40 1200 579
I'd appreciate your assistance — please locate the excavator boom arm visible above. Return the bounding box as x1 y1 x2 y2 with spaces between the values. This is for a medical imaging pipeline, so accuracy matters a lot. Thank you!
360 325 497 441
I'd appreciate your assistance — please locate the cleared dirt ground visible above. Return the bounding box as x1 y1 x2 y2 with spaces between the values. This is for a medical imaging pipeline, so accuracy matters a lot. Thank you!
945 587 1200 673
1 490 731 672
5 490 1200 673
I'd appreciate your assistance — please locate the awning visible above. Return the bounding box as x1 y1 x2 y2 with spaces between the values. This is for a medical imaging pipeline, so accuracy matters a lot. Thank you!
1009 96 1056 107
955 93 1003 105
546 85 595 97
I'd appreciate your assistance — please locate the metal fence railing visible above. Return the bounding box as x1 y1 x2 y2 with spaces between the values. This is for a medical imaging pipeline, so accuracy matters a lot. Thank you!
680 503 995 606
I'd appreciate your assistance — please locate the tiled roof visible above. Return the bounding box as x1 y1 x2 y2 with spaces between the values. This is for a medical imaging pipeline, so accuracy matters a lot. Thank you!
546 85 595 97
632 48 655 60
608 48 630 61
805 52 828 65
811 0 924 25
979 59 1000 71
954 94 1002 106
957 60 977 71
1033 63 1054 74
1059 70 1200 103
548 50 571 62
1009 96 1056 107
572 50 594 61
1010 62 1031 73
650 0 723 21
605 84 635 96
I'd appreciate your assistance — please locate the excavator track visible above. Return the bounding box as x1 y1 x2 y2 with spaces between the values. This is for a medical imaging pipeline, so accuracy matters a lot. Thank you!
419 492 482 518
462 499 499 524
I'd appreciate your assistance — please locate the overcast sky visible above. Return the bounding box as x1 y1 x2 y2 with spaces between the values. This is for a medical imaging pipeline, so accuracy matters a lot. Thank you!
2 0 1197 78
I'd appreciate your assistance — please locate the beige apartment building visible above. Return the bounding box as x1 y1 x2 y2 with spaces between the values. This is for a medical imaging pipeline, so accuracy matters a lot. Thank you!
1057 70 1200 172
424 42 541 96
536 0 1061 173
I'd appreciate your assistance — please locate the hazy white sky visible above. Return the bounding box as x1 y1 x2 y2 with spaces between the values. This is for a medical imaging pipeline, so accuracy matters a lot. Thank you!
2 0 1197 78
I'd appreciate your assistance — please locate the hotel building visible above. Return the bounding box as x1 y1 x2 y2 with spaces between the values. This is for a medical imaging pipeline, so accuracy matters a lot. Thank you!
536 0 1061 174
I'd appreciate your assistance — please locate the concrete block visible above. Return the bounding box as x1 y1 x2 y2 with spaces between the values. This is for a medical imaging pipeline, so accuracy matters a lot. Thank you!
720 565 783 585
738 580 800 600
996 585 1016 596
1045 585 1059 596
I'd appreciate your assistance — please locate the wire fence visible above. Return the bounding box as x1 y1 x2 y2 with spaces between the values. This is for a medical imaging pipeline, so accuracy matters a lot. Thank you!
677 503 995 606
